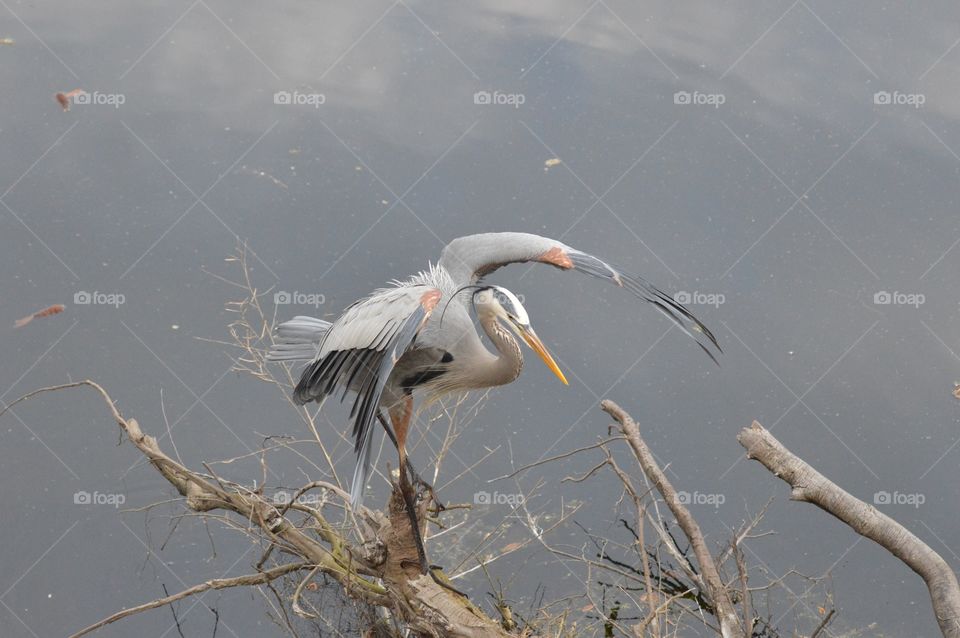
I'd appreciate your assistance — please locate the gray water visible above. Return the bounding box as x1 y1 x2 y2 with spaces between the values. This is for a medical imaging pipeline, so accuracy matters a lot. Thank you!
2 1 959 636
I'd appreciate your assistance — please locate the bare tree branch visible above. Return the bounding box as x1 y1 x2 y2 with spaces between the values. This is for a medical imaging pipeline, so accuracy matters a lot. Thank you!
9 380 514 638
739 420 960 638
68 562 309 638
601 399 741 638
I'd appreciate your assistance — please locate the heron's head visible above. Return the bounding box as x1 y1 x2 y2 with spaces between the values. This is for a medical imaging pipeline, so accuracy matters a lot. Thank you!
472 285 568 385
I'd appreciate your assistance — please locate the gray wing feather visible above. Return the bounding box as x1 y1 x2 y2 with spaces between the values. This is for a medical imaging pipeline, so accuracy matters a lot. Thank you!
290 285 439 507
267 316 332 362
346 306 428 507
315 286 429 356
438 232 720 362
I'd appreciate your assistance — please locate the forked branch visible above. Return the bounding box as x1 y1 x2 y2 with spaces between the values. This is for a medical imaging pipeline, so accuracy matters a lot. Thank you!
601 400 741 638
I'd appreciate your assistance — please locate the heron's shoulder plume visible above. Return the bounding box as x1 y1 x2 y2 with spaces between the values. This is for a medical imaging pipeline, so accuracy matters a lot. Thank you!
402 261 456 292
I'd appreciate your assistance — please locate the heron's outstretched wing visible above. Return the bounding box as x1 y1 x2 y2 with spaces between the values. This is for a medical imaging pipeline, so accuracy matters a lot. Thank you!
292 285 442 506
438 232 720 363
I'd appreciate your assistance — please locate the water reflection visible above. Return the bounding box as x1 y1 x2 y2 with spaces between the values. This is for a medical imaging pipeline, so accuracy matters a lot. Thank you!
2 1 959 636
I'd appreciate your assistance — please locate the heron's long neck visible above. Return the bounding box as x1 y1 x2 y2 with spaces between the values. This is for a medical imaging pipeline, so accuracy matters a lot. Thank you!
476 314 523 387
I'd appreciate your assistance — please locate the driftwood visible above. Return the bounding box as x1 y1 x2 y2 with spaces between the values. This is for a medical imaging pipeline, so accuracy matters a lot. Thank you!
3 380 512 638
739 420 960 638
69 562 309 637
7 365 959 636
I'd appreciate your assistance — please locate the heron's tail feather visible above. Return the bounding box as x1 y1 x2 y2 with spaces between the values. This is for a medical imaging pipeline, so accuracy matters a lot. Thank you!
267 316 332 361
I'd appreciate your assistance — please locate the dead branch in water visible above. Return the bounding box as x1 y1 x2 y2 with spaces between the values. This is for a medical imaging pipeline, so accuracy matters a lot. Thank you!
739 420 960 638
601 400 741 638
5 380 510 638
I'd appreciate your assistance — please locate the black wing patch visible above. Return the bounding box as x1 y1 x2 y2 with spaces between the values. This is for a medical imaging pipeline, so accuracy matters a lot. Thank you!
293 305 430 506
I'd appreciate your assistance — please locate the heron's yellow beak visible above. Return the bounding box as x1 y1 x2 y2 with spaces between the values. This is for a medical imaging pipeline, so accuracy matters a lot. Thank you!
515 324 569 385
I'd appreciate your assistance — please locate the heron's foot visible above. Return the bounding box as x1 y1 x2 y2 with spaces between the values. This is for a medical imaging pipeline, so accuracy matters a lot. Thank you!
428 567 468 598
419 480 446 513
400 559 468 598
407 465 445 512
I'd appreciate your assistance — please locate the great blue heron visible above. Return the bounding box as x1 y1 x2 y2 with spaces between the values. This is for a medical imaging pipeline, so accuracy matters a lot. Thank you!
269 232 719 592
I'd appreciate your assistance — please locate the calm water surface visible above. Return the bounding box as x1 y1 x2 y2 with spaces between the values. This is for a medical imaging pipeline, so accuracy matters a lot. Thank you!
2 2 960 636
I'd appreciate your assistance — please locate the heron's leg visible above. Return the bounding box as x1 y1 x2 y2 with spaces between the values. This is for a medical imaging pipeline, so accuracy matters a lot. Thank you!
391 396 428 562
377 411 420 481
390 397 466 598
377 410 445 511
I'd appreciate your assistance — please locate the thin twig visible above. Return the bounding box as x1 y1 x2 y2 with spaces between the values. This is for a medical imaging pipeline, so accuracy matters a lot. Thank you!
68 563 308 638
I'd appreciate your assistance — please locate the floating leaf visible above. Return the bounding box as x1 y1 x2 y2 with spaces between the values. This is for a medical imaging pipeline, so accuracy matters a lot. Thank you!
15 304 65 328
